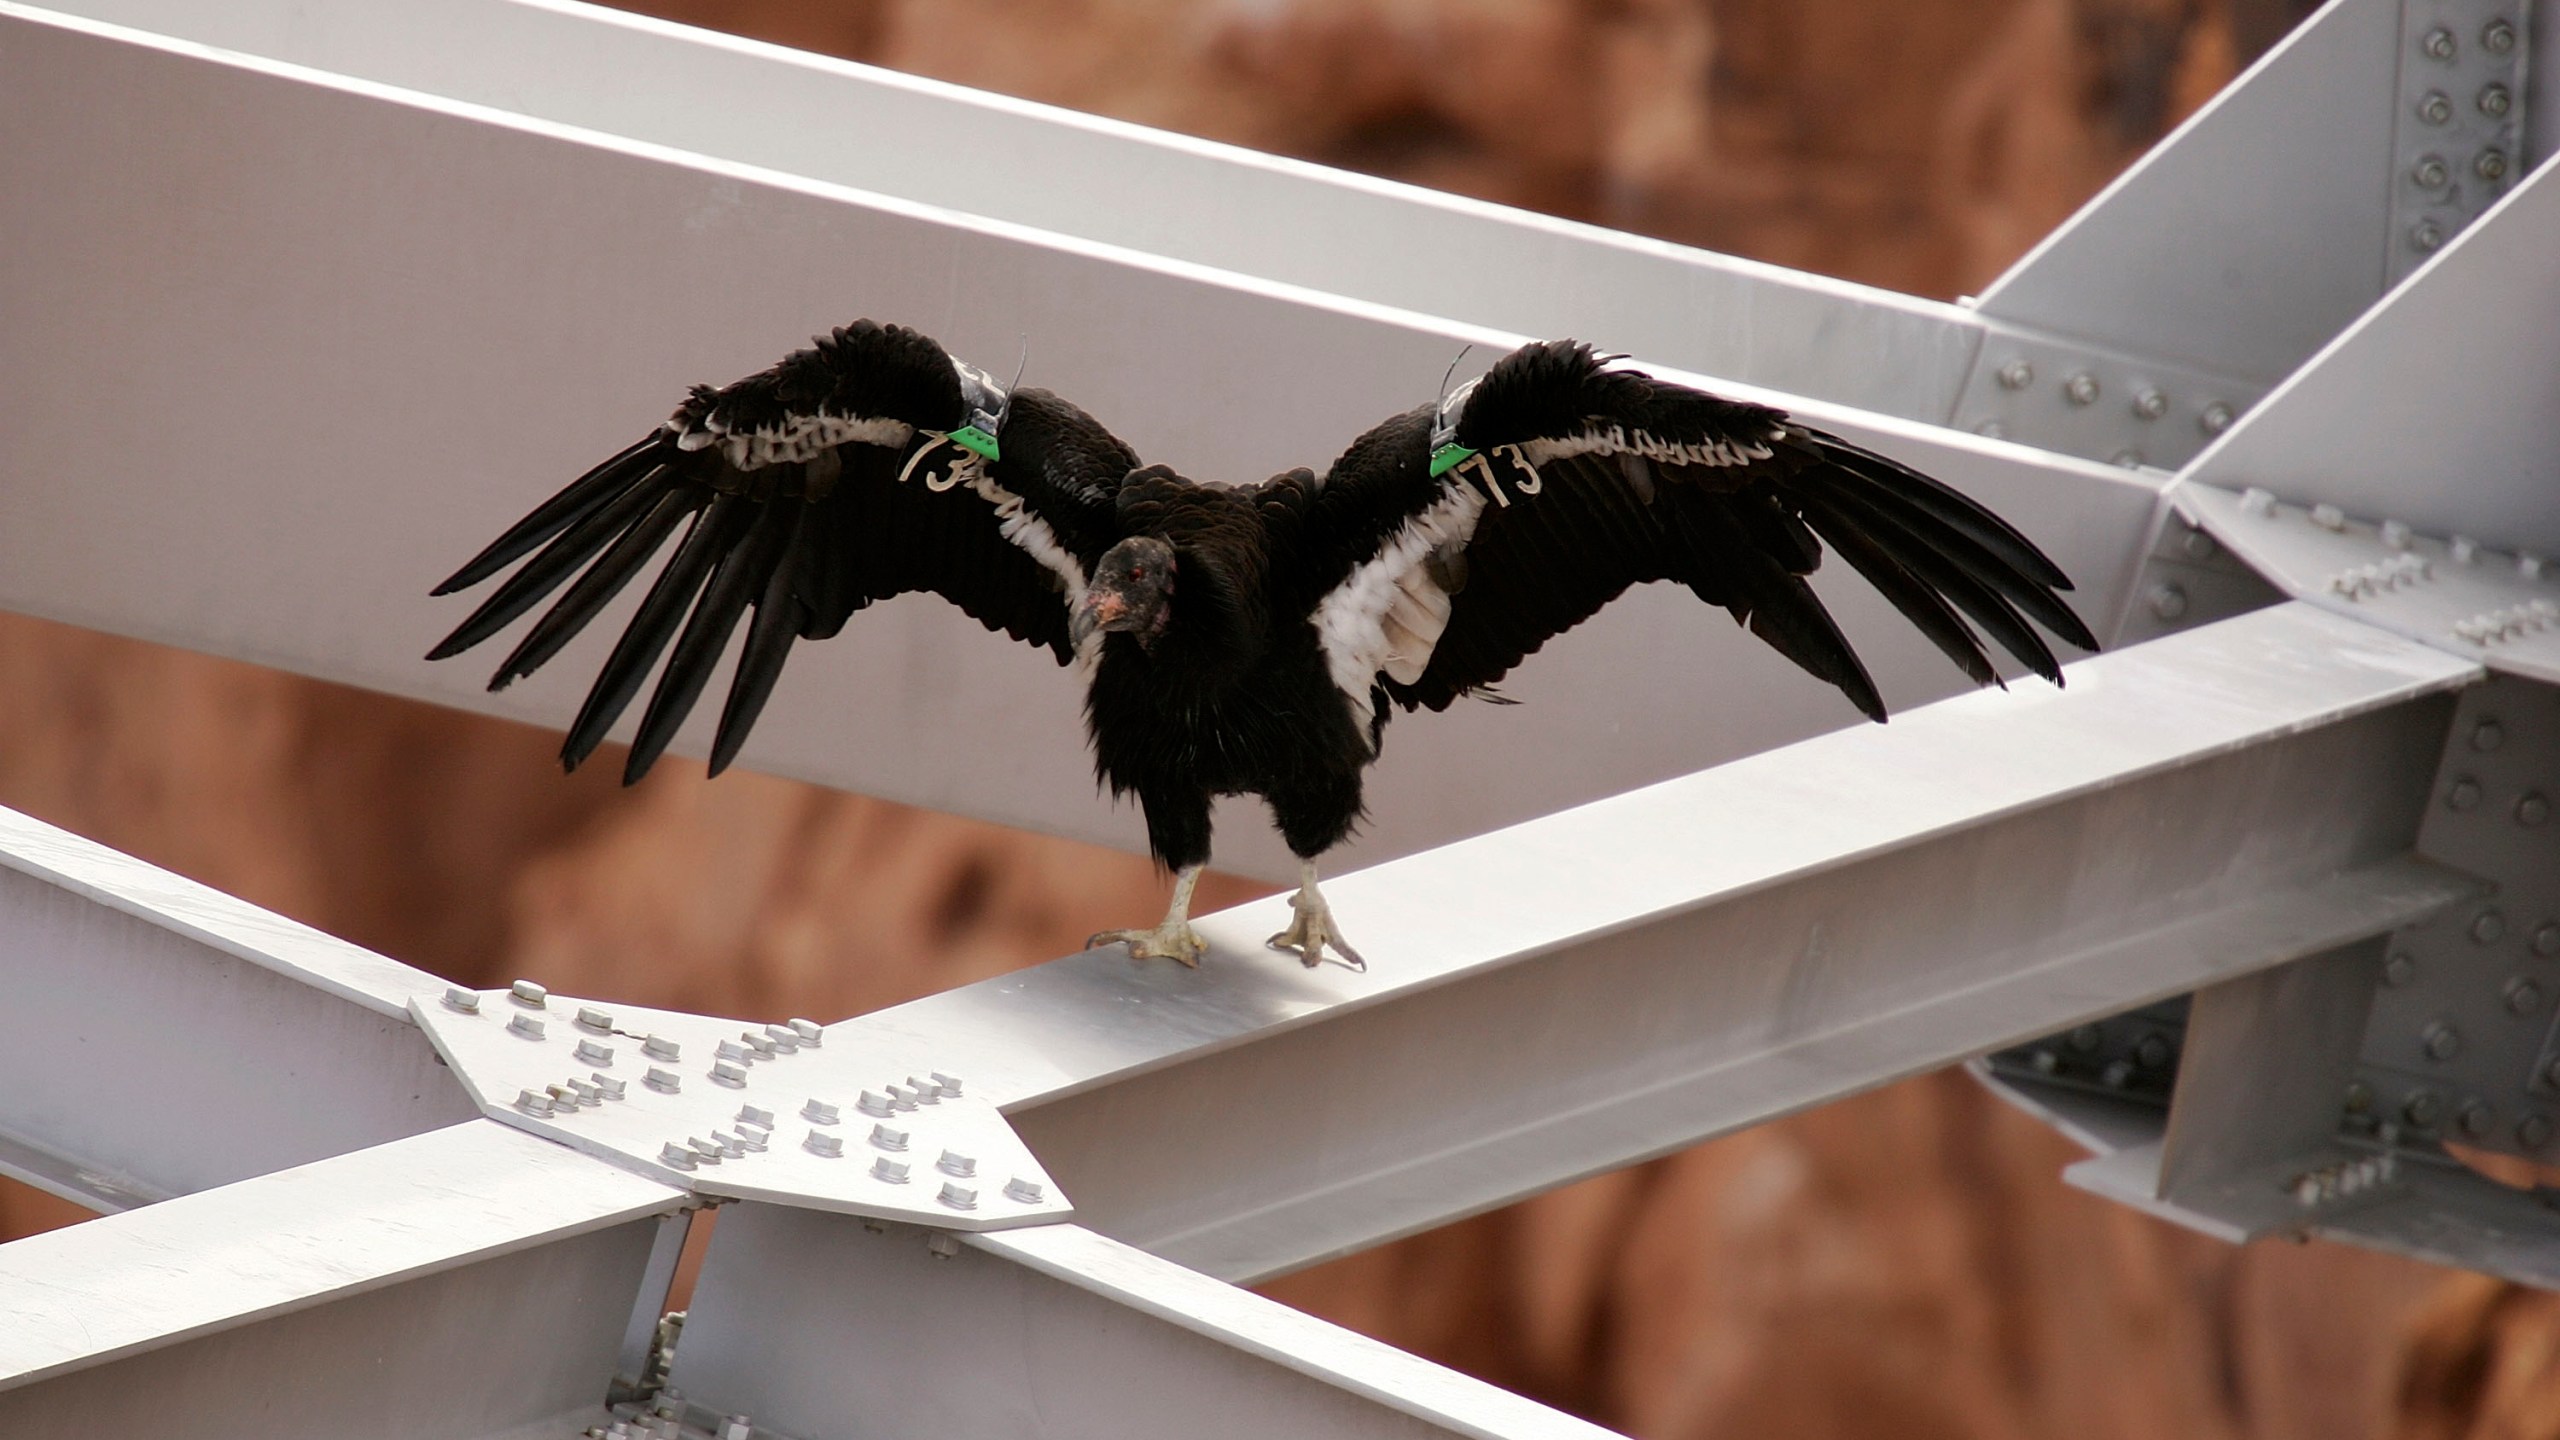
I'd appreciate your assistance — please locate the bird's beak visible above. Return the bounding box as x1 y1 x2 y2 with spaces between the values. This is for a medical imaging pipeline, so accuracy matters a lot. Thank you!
1071 588 1126 649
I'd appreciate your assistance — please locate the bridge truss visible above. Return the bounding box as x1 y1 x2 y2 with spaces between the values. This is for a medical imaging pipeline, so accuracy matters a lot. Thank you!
1 0 2556 1435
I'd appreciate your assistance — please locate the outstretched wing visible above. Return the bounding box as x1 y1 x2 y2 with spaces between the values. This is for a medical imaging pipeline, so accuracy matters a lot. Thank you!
1293 339 2097 739
428 320 1135 782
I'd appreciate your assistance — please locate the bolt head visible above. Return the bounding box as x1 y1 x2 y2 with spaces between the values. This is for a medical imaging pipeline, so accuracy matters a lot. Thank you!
870 1155 908 1181
516 1088 555 1116
2063 372 2100 406
576 1006 613 1031
645 1067 682 1094
509 979 547 1008
2522 1114 2555 1148
2100 1059 2135 1088
710 1061 748 1087
1005 1176 1046 1204
660 1142 697 1171
2146 583 2189 621
2474 909 2508 945
1974 419 2007 440
2405 1090 2443 1126
2461 1102 2495 1137
508 1013 546 1041
2201 403 2236 437
2471 719 2506 751
2134 1033 2173 1069
443 986 481 1014
807 1131 846 1159
2412 220 2445 253
1996 359 2033 391
939 1149 978 1177
856 1090 894 1117
2344 1080 2374 1113
871 1123 909 1151
2424 1022 2463 1062
2029 1048 2059 1074
2179 528 2216 561
2423 26 2456 58
738 1105 775 1129
2533 923 2560 958
2383 952 2417 987
932 1072 964 1096
2418 90 2452 124
2413 155 2450 189
788 1017 825 1044
804 1098 841 1125
2483 18 2515 53
575 1039 613 1065
939 1181 980 1210
2448 777 2483 811
2517 793 2550 827
643 1035 680 1061
2476 149 2509 182
2310 503 2347 532
2130 388 2167 421
2067 1024 2103 1053
2506 977 2544 1015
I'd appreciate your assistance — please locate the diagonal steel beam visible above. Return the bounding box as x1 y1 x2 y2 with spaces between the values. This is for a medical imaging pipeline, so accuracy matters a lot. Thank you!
841 603 2482 1281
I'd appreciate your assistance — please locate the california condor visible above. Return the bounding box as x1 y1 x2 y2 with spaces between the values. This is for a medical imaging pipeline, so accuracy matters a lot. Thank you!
428 321 2095 969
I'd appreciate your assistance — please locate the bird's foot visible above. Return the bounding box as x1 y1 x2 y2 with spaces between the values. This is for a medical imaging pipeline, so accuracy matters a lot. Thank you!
1266 886 1366 972
1089 920 1208 967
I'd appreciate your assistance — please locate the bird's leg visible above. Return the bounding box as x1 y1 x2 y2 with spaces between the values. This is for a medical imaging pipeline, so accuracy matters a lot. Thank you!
1089 864 1208 967
1267 860 1366 971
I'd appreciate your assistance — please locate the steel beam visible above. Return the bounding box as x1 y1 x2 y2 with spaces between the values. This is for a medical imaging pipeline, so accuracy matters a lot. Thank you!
0 3 2156 880
0 804 472 1209
0 1122 684 1438
826 603 2480 1280
673 1205 1618 1440
2184 147 2560 561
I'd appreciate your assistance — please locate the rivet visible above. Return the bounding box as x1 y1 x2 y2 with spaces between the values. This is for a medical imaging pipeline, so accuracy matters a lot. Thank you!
2239 484 2276 516
719 1414 753 1440
761 1024 799 1053
508 1014 546 1041
710 1061 748 1088
856 1090 894 1117
2522 1115 2554 1148
871 1155 908 1182
939 1150 977 1177
2405 1090 2443 1126
2422 25 2455 59
906 1075 944 1104
576 1006 613 1032
2067 1024 2103 1053
2146 583 2189 621
2344 1080 2374 1113
2474 909 2508 945
2412 220 2445 252
738 1105 775 1129
660 1142 697 1171
2479 83 2512 118
731 1126 768 1152
2460 1101 2496 1137
707 1131 746 1158
442 987 481 1014
645 1067 681 1094
2523 554 2549 581
2535 923 2560 958
2518 793 2551 827
804 1098 841 1125
2101 1059 2134 1088
2063 372 2099 406
2310 503 2347 531
2450 535 2480 565
871 1123 909 1151
2201 402 2236 437
2111 448 2145 469
932 1072 965 1096
1974 419 2007 440
2134 1033 2173 1068
2383 952 2417 987
2507 977 2545 1015
688 1137 724 1162
807 1131 845 1159
2476 149 2509 182
566 1078 601 1103
516 1088 555 1116
2482 18 2515 54
2130 388 2167 421
740 1032 777 1058
1005 1176 1046 1204
2448 777 2483 811
2417 90 2452 124
2471 719 2506 751
593 1074 626 1100
1996 359 2034 390
575 1039 613 1065
925 1233 960 1259
2424 1022 2463 1062
888 1086 920 1111
643 1035 681 1062
2378 520 2413 551
509 979 547 1008
938 1182 980 1211
2412 155 2449 189
715 1040 753 1064
788 1018 824 1045
2179 528 2216 561
2029 1048 2059 1074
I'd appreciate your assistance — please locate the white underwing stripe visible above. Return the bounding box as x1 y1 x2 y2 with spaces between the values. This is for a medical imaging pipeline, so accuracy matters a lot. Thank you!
964 464 1100 668
1521 423 1777 470
669 411 917 469
1313 480 1486 743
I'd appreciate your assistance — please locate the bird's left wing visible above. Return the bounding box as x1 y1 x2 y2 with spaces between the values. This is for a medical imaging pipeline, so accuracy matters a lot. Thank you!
1291 339 2098 739
427 321 1134 781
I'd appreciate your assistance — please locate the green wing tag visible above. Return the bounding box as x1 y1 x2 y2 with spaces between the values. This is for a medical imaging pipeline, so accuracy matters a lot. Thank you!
947 424 1002 461
1429 442 1477 478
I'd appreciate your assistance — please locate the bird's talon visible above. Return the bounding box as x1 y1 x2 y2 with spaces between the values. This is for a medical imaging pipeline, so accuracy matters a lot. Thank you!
1090 923 1206 967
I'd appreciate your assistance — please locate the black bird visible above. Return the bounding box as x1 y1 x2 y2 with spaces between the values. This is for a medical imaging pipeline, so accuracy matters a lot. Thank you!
429 321 2095 969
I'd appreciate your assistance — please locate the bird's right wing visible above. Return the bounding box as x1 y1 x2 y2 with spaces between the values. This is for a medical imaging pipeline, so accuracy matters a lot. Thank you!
428 320 1137 782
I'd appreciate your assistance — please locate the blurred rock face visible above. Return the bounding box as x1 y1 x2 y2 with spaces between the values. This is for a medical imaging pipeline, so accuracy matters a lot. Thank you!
4 2 2547 1438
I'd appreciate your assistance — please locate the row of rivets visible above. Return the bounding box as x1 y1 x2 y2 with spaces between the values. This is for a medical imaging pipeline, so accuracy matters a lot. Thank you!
2288 1151 2397 1208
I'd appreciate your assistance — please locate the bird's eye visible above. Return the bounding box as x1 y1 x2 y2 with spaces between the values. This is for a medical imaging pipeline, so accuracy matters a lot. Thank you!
1129 567 1146 580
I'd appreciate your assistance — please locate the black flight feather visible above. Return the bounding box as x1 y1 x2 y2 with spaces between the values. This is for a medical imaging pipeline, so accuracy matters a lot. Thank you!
432 435 668 597
560 492 750 772
426 471 675 663
488 485 699 690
